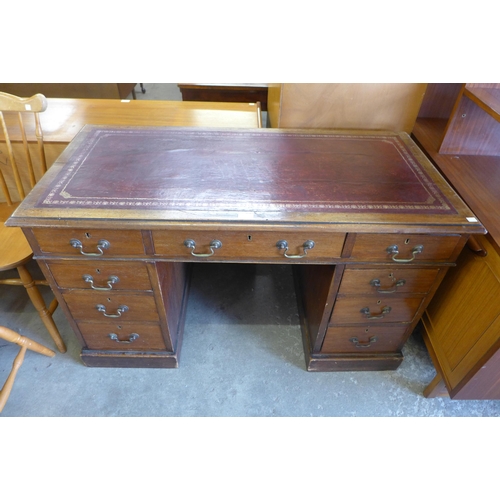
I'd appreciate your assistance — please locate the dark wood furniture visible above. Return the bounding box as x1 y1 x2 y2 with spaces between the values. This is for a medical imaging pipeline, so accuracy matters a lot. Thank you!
412 83 500 399
178 84 268 111
7 126 483 370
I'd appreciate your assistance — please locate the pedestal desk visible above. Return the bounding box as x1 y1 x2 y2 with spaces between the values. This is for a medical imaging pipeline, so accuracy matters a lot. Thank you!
6 126 484 370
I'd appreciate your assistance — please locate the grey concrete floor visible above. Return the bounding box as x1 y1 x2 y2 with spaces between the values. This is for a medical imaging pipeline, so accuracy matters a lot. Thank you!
1 260 499 417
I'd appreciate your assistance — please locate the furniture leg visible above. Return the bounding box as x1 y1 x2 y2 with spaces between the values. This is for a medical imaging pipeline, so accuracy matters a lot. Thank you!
423 372 449 398
0 344 27 412
17 264 66 353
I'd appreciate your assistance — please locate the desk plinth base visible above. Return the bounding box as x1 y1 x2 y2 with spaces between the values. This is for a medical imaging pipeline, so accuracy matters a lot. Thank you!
300 317 404 372
304 351 404 372
81 349 180 368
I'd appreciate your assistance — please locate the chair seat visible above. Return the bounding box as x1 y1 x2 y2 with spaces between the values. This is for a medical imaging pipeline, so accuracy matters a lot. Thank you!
0 204 33 270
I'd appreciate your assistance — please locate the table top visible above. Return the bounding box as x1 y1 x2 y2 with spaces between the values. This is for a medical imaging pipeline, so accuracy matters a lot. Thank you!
2 98 261 143
8 126 484 234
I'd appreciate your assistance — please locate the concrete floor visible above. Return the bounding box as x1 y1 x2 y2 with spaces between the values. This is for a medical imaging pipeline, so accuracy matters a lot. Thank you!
1 84 499 417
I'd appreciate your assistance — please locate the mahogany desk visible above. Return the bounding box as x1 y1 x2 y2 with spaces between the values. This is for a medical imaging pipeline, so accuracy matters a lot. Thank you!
7 126 484 371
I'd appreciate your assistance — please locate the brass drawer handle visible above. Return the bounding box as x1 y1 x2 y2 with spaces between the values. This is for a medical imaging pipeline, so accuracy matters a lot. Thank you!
184 239 222 257
350 336 377 348
70 238 110 256
360 306 391 319
370 278 406 293
108 333 139 344
83 274 119 291
276 240 315 259
96 304 129 318
386 244 423 263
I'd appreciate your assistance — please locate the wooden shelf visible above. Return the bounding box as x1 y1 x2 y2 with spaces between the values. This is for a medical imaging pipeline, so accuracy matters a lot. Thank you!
415 84 500 400
464 84 500 122
412 117 500 248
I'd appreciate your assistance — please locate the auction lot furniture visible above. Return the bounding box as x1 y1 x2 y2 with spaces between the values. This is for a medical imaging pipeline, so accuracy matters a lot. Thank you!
412 83 500 398
7 126 483 370
0 98 262 204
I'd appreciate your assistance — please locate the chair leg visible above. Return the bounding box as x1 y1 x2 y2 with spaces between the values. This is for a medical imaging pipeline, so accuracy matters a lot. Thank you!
0 343 27 413
17 264 67 353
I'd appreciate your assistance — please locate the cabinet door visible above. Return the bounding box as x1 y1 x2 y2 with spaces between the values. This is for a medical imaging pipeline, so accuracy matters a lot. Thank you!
424 236 500 393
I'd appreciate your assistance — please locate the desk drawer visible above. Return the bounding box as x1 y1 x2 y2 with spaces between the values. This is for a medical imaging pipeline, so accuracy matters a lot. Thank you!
322 325 409 353
63 291 159 322
338 268 439 295
47 261 152 291
330 296 423 324
78 323 167 351
152 230 345 261
32 228 145 257
349 234 461 263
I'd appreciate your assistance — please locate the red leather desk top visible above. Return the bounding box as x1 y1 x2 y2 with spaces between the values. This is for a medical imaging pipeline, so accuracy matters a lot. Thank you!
36 127 456 217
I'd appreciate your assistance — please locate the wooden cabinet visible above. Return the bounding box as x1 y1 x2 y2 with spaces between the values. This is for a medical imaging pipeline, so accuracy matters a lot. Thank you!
35 232 189 367
412 83 500 399
30 224 188 366
422 235 500 399
8 126 483 371
301 234 461 371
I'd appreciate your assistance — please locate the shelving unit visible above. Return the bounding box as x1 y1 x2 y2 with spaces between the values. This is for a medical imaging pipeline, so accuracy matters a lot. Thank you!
412 83 500 399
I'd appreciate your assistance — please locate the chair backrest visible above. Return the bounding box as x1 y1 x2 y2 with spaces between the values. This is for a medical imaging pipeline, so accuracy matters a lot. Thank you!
0 92 48 205
0 324 55 412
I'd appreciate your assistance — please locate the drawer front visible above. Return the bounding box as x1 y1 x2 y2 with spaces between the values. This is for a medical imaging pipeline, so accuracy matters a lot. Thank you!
349 234 461 263
63 291 159 322
322 325 409 353
338 267 440 295
47 261 152 291
78 323 167 351
32 228 145 256
152 230 346 261
330 296 424 324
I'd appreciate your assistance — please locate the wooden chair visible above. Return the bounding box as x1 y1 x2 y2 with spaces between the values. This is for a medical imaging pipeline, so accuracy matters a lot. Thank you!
0 92 66 353
0 324 55 412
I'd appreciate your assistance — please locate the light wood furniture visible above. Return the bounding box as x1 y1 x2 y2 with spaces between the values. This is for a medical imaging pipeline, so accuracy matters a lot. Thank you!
267 83 427 133
0 92 66 352
0 98 262 203
0 83 138 100
412 83 500 399
178 84 269 111
0 324 55 412
7 126 483 370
